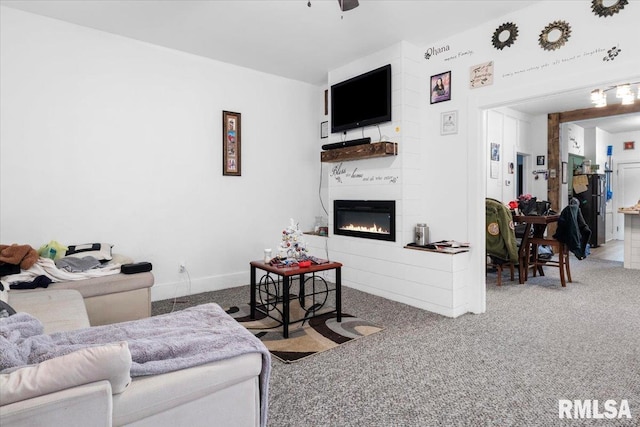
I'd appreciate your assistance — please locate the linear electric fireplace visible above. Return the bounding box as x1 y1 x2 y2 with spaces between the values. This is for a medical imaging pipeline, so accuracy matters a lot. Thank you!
333 200 396 242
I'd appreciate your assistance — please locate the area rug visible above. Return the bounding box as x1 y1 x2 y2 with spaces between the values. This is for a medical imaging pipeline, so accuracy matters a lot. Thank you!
225 303 383 363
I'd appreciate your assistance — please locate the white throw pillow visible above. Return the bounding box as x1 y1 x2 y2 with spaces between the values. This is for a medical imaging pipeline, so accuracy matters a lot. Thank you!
0 342 131 406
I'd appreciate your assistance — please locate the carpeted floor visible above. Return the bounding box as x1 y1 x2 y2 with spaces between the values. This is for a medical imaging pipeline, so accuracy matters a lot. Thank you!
226 302 383 363
152 256 640 426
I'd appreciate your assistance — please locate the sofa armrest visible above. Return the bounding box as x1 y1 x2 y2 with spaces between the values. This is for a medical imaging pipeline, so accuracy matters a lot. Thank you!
8 289 90 333
1 342 131 407
113 353 262 426
0 380 113 427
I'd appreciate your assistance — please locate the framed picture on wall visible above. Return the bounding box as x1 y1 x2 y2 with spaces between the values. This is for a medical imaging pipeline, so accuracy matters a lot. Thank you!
321 121 329 139
537 155 545 166
440 111 458 135
490 142 500 161
430 71 451 104
222 110 241 176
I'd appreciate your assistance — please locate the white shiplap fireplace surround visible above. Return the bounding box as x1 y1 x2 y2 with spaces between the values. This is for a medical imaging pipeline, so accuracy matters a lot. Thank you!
307 42 471 318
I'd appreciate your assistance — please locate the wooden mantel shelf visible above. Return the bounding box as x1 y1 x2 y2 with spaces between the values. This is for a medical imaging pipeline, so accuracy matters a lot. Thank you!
320 142 398 163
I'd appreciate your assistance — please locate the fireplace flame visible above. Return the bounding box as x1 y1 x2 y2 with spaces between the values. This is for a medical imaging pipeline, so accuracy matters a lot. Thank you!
339 223 389 234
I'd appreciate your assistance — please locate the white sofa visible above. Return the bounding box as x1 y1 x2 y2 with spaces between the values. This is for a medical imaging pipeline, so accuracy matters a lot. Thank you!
11 272 155 326
1 289 267 427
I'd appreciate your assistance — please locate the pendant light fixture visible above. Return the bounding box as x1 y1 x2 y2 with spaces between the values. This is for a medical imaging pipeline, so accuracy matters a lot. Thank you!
590 82 640 107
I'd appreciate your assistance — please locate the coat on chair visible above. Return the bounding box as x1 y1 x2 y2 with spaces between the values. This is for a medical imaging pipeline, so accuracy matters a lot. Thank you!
486 198 519 263
553 198 591 260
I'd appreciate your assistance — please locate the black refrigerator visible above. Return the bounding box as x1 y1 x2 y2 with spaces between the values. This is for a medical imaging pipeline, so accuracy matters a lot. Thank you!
573 174 605 247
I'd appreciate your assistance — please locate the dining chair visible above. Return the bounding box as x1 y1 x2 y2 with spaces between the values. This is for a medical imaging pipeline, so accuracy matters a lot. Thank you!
525 198 592 287
486 198 519 286
526 237 572 287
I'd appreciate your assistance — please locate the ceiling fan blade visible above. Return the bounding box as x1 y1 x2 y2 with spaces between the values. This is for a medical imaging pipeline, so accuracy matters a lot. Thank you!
338 0 359 12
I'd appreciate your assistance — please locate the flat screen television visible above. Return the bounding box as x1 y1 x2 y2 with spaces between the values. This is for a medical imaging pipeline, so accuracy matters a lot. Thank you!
330 64 391 133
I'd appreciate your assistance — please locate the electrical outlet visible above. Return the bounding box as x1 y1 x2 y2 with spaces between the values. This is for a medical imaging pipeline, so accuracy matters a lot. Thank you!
179 262 186 273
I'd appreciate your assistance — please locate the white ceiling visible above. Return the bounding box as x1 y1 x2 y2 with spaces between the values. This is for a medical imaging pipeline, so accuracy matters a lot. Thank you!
2 0 639 133
0 0 536 85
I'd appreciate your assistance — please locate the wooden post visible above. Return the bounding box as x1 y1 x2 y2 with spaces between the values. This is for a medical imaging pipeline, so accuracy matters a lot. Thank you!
547 113 560 237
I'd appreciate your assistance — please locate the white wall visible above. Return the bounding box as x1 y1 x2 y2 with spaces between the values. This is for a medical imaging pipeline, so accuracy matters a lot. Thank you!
610 130 640 164
566 123 586 157
3 2 639 317
420 0 640 313
610 130 640 239
0 7 322 300
322 1 640 317
525 114 550 201
572 126 640 241
593 127 611 171
486 107 535 203
320 42 471 318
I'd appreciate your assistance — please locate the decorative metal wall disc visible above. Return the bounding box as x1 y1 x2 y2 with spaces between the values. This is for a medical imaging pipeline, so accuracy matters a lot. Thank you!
538 20 572 51
492 22 519 50
591 0 628 17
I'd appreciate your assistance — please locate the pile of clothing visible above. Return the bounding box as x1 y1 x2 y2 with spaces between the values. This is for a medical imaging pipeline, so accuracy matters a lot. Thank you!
1 241 121 291
0 244 38 276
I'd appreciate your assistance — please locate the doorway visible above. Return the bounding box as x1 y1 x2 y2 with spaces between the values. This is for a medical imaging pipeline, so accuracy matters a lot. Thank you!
615 162 640 240
516 153 527 197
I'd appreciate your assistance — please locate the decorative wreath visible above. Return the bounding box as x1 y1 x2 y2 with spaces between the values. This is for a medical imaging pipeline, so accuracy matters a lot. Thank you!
538 20 572 51
591 0 628 17
492 22 519 50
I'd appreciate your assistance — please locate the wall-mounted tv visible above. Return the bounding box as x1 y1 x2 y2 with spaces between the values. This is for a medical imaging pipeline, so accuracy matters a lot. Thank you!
330 64 391 134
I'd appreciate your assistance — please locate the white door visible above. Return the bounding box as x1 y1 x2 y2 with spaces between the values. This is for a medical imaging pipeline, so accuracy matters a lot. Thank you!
616 162 640 240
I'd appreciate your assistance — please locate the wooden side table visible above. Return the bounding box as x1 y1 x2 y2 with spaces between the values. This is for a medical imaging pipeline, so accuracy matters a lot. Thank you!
249 260 343 338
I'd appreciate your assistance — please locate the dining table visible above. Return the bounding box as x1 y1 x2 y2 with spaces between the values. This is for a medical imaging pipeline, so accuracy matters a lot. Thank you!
513 214 560 283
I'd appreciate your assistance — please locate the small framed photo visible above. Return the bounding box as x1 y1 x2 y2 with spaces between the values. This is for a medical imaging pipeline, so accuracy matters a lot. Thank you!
321 121 329 139
491 143 500 161
222 110 241 176
624 141 635 150
430 71 451 104
537 155 545 166
440 111 458 135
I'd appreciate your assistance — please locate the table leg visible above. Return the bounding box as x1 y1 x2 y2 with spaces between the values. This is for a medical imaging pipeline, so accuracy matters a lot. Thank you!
283 275 290 338
250 265 256 319
336 267 342 322
533 224 547 277
518 224 533 284
298 273 305 302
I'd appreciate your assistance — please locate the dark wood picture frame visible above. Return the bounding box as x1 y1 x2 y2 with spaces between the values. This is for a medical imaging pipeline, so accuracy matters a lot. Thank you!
222 110 241 176
430 71 451 104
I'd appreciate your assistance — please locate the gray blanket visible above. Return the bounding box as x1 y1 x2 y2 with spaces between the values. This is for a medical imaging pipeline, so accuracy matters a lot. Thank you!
0 303 271 427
